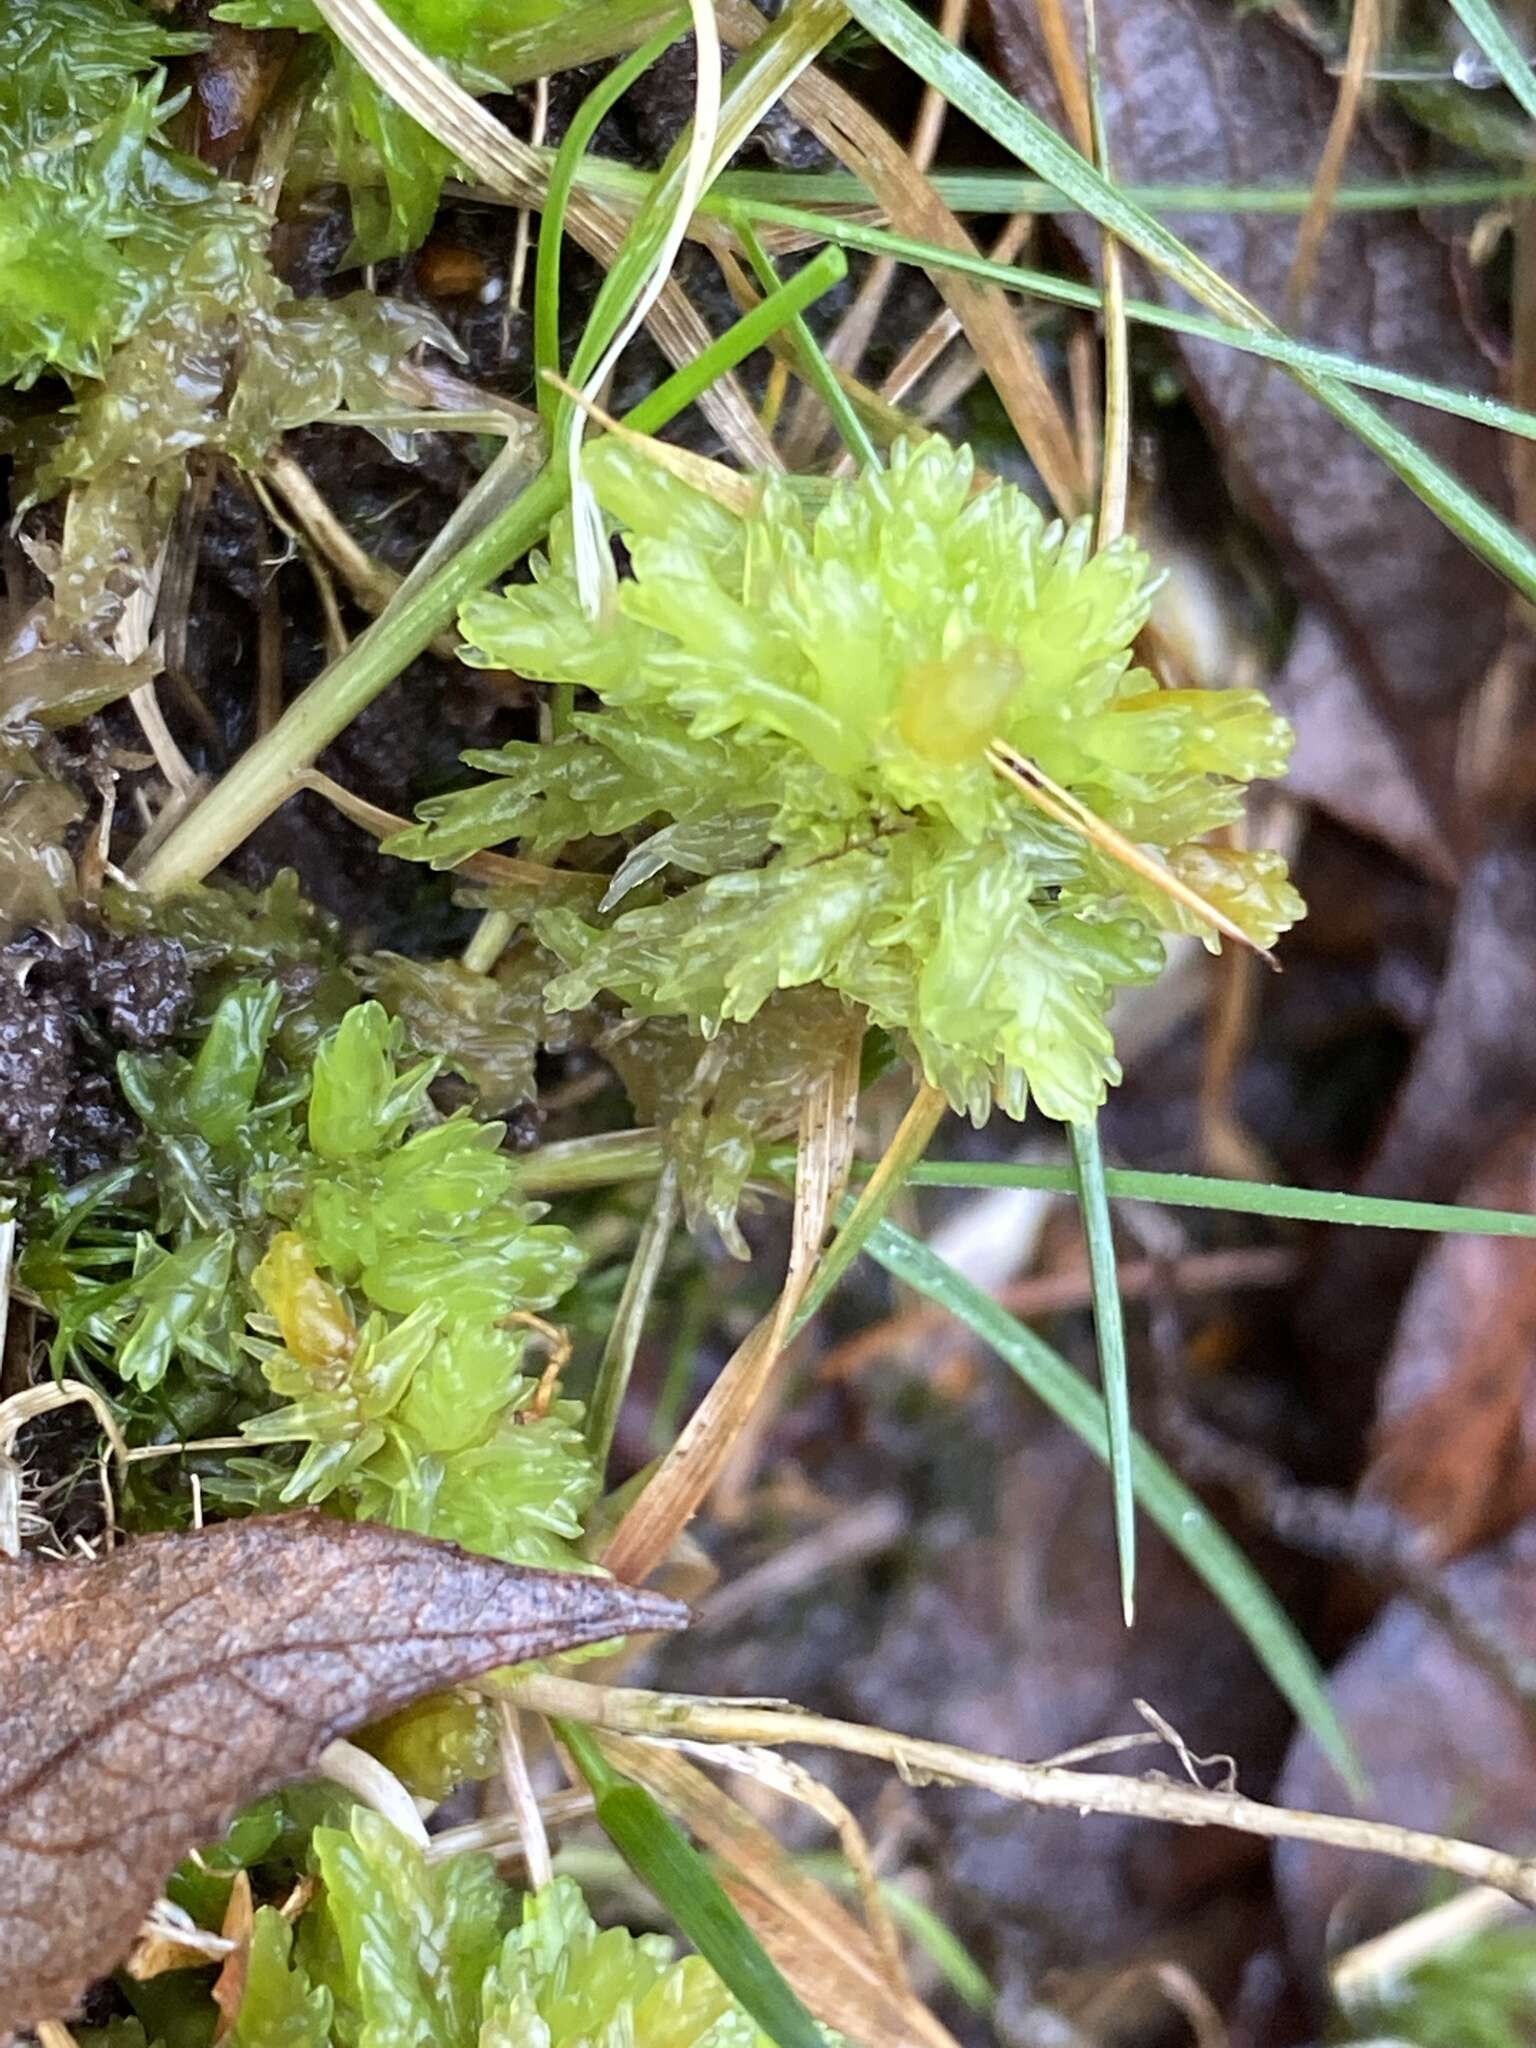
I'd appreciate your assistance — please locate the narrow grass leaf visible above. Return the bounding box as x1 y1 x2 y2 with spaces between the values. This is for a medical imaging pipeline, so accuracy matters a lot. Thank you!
520 1132 1536 1240
862 1217 1363 1790
877 1159 1536 1236
1082 0 1130 546
585 1166 681 1471
536 13 688 428
624 243 851 430
718 201 1536 441
559 1723 828 2048
729 209 884 470
573 155 1536 215
869 1889 993 2014
1069 1118 1137 1625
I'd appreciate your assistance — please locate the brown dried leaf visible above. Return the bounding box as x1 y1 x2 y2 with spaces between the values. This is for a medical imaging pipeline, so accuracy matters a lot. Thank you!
1361 1117 1536 1560
0 1512 685 2032
979 0 1509 727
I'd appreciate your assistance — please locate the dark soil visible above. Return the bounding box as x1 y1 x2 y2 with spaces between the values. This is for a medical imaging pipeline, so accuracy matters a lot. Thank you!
0 926 192 1174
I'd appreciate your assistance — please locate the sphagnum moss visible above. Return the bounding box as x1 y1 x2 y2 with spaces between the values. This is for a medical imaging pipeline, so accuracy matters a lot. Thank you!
223 1825 778 2048
22 990 597 1570
391 435 1302 1126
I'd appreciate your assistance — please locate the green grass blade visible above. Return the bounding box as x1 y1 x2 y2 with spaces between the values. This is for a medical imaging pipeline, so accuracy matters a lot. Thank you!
518 1133 1536 1239
728 208 884 470
517 1133 1536 1241
527 146 1536 431
627 243 850 432
1445 0 1536 120
1069 1119 1137 1626
559 1723 827 2048
535 12 688 429
585 1165 680 1471
570 151 1536 219
842 0 1536 604
717 200 1536 441
881 1158 1536 1235
699 166 1536 213
861 1216 1363 1791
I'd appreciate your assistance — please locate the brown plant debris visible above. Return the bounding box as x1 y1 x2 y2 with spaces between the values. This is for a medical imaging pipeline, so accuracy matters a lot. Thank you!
0 1512 685 2032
